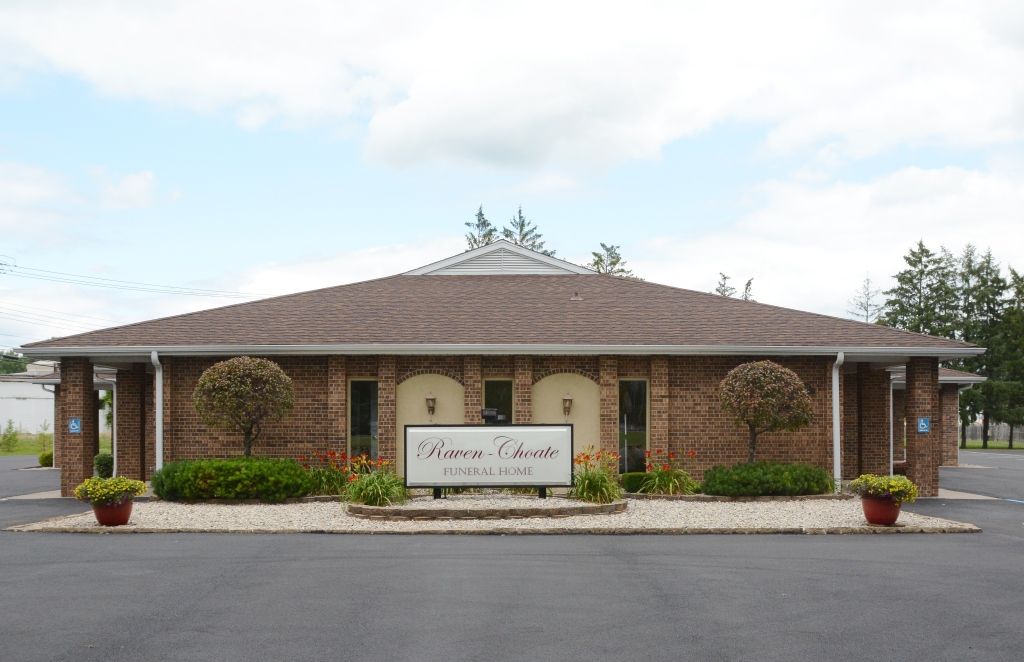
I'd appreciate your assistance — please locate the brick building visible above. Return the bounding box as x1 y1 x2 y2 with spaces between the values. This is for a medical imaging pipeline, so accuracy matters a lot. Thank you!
19 241 984 497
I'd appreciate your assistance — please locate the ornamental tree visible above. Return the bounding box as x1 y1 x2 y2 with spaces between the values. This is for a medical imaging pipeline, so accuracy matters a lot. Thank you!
193 356 295 457
719 360 813 463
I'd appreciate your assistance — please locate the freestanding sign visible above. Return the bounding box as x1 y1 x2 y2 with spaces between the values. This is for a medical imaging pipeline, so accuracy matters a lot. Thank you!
404 424 573 488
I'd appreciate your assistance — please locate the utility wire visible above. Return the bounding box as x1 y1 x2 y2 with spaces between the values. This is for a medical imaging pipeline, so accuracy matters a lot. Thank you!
0 299 121 324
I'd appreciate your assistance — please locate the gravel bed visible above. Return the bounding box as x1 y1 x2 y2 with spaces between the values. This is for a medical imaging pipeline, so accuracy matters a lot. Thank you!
11 498 979 534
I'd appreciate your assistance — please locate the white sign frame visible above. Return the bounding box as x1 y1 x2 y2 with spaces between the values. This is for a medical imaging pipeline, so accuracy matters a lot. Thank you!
404 424 574 488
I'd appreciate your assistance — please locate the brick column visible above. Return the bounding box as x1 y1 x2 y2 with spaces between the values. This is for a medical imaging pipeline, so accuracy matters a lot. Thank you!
858 364 890 476
115 365 146 480
940 384 960 466
52 384 62 469
650 357 669 455
513 356 532 423
463 356 482 424
378 356 397 463
905 357 940 496
58 358 98 497
599 356 618 455
327 356 347 449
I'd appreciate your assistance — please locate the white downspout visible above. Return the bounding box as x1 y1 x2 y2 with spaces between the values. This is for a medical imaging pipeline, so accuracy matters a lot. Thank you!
111 382 118 477
832 352 845 493
42 384 57 468
888 381 894 476
151 351 163 472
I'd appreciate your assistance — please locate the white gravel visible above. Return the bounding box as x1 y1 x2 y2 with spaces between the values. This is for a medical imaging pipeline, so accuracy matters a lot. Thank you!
12 497 978 534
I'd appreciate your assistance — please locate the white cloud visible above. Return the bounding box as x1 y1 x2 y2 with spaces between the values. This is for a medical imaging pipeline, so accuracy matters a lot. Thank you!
630 165 1024 317
0 162 69 233
95 169 157 209
0 1 1021 169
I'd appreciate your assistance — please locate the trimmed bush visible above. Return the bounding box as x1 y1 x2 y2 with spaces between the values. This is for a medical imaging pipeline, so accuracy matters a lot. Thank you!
619 472 648 493
94 452 113 478
701 461 833 497
152 458 312 503
38 450 53 467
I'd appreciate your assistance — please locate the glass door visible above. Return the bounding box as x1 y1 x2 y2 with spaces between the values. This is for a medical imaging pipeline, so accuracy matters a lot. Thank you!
619 380 648 472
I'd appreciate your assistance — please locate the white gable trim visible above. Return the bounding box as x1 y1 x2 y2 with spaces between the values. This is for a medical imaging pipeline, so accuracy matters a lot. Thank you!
405 240 593 275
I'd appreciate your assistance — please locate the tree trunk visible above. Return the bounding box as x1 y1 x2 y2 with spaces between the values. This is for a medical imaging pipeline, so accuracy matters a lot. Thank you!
960 421 967 449
243 429 254 457
982 412 990 449
1010 426 1015 450
747 425 757 464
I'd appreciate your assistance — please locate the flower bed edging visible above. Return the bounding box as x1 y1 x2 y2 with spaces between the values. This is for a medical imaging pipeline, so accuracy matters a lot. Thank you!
624 493 853 502
347 499 627 521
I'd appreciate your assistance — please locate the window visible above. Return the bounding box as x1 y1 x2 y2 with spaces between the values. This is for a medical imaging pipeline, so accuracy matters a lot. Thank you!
619 380 648 473
350 380 378 459
484 379 513 424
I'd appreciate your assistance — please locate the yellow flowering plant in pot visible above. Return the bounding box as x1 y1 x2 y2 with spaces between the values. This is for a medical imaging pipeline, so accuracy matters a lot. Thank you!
74 476 147 526
848 474 919 526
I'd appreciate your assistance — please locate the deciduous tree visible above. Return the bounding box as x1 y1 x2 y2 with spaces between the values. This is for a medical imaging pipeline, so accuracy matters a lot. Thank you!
193 357 295 457
719 361 813 463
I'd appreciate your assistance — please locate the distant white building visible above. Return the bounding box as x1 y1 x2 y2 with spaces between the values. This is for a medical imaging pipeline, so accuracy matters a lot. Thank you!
0 361 112 435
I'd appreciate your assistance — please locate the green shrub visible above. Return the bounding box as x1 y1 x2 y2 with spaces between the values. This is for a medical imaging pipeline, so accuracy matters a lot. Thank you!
701 461 833 497
94 452 113 478
568 448 623 504
619 472 648 493
347 471 407 506
640 467 699 495
152 457 312 503
38 450 53 467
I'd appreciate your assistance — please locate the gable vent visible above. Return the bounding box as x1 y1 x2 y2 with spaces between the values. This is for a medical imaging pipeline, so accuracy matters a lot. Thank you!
424 248 573 275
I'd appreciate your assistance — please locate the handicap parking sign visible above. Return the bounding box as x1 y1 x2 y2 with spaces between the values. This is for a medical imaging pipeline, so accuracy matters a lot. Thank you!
916 417 931 434
68 417 82 435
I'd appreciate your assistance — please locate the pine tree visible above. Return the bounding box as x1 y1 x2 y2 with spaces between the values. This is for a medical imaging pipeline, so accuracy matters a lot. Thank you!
464 205 497 250
881 241 958 337
961 249 1009 446
847 276 882 322
714 273 736 297
741 279 755 302
501 207 553 255
588 243 633 277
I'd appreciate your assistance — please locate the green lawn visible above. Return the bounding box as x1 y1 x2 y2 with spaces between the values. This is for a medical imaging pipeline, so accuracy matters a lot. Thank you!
0 432 111 457
962 439 1022 451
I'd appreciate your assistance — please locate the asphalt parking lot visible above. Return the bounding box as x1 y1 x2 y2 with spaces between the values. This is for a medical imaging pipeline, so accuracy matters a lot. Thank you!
1 452 1022 662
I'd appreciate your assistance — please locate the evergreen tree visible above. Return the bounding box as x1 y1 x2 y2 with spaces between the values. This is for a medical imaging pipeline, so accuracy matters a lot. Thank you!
464 205 497 250
960 249 1009 445
847 276 882 323
741 279 755 302
881 240 958 337
501 207 553 255
714 273 736 297
588 243 633 277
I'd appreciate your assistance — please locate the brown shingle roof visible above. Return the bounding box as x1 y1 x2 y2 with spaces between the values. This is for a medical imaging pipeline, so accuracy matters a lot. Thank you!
20 274 978 354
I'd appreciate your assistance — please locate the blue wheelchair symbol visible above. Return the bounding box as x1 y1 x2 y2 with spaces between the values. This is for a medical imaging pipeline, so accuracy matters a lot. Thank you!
916 417 931 434
68 417 82 435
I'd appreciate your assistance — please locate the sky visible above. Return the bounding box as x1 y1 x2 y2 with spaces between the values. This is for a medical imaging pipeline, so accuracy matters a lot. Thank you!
1 1 1023 349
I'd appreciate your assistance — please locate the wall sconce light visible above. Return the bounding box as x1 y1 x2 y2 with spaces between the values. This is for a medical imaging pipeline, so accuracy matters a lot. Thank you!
562 393 573 417
425 394 436 417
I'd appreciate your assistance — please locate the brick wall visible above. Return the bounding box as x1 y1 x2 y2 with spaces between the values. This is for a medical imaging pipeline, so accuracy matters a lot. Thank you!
463 356 482 424
513 356 532 423
940 384 959 467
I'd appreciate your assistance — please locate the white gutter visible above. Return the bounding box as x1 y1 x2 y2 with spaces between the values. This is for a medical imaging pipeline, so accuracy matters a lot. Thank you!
18 343 987 360
888 380 894 476
111 382 118 477
832 352 845 493
150 351 163 472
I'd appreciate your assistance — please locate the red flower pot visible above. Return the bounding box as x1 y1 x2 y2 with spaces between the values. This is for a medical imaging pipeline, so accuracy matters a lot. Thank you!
861 495 901 526
92 500 134 526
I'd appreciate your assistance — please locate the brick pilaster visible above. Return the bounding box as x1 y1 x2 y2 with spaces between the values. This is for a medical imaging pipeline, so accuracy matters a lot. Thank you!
52 384 62 469
58 358 98 497
328 356 347 449
513 356 532 423
114 365 146 480
859 364 890 476
650 356 669 455
905 357 940 496
940 384 960 466
599 356 618 455
378 356 397 463
463 356 483 424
